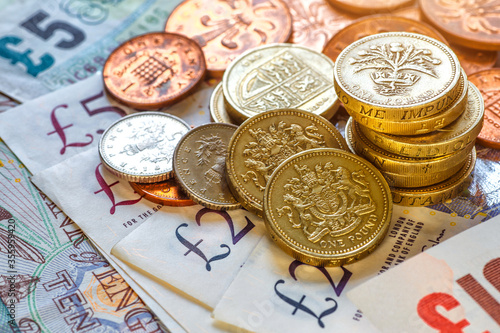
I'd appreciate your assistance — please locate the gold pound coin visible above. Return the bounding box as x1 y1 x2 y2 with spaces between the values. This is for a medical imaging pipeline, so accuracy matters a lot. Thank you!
173 123 241 211
263 148 392 266
223 43 340 124
381 163 464 188
226 109 347 217
210 82 238 125
99 112 190 183
349 70 467 135
334 32 462 122
391 148 476 207
346 118 474 175
359 82 484 158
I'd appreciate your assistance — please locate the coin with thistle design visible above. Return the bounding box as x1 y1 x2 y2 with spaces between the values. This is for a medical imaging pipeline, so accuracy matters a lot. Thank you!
334 32 461 122
174 123 241 210
226 109 347 217
350 41 443 96
263 148 392 266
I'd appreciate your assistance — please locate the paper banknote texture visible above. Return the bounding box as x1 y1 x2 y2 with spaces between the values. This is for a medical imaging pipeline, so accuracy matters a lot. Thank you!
348 215 500 332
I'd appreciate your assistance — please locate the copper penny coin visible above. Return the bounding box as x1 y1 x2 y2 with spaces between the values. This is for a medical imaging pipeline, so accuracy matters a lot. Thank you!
103 32 206 110
452 44 498 76
326 0 414 15
420 0 500 51
469 69 500 149
323 15 448 61
284 0 357 52
130 179 195 206
165 0 292 78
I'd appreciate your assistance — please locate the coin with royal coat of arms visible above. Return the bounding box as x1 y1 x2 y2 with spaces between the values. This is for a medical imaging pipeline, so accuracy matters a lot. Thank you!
99 112 190 183
223 43 341 124
226 109 347 217
174 123 241 210
334 32 461 122
263 148 393 266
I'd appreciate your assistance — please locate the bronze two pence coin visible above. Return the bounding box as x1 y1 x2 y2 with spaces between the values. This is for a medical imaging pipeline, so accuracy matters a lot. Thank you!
165 0 292 78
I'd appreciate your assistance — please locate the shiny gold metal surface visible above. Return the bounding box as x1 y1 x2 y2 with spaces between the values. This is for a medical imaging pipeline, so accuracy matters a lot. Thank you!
209 82 238 125
380 164 463 188
346 71 467 135
334 32 462 122
99 112 190 183
223 43 340 124
165 0 292 78
263 148 392 266
226 109 347 217
391 148 476 207
129 179 195 206
346 118 474 175
359 83 484 158
103 32 206 110
173 123 241 210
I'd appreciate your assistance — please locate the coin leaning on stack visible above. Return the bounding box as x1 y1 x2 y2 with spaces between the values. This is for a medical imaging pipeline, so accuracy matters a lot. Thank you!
334 32 484 207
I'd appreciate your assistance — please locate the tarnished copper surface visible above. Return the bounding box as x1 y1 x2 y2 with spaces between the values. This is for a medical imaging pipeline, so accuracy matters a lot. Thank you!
323 15 447 61
469 69 500 149
165 0 292 78
452 44 498 76
326 0 414 15
284 0 357 52
130 179 195 206
419 0 500 50
103 32 206 110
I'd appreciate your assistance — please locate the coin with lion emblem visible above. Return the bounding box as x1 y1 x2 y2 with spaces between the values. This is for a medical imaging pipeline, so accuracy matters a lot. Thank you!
226 109 347 217
263 148 392 266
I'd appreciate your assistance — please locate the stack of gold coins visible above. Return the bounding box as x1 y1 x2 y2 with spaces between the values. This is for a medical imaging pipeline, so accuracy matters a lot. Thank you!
334 32 484 207
209 43 341 124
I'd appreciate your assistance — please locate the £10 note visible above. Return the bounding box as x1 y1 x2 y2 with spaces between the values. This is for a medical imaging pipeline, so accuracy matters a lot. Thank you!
347 215 500 333
31 148 242 332
0 139 170 333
